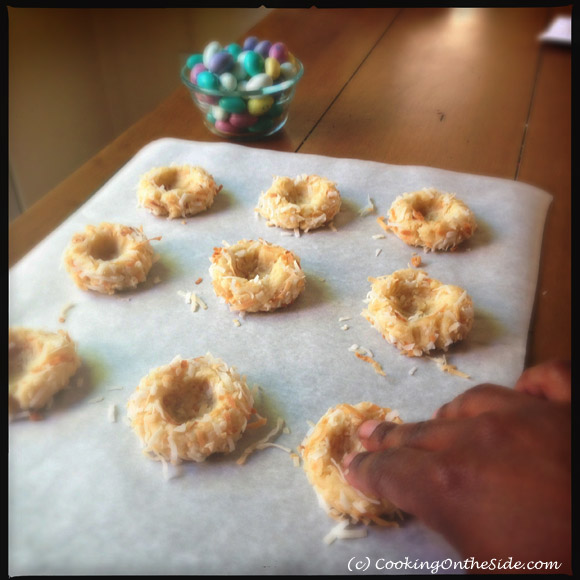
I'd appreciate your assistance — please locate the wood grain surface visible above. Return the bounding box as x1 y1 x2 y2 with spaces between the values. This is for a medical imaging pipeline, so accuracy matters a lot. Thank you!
9 7 570 365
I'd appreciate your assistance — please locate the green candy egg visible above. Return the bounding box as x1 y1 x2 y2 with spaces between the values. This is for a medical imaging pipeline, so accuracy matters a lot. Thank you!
244 51 264 77
226 43 243 59
248 116 274 133
266 102 284 118
186 53 204 69
219 96 247 114
196 71 219 90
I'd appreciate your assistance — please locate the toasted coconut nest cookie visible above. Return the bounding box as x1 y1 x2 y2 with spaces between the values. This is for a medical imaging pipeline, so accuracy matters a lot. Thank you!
127 354 255 464
362 269 474 357
9 327 81 415
137 165 222 219
300 402 403 525
209 239 305 312
386 188 477 251
256 174 341 232
63 223 158 295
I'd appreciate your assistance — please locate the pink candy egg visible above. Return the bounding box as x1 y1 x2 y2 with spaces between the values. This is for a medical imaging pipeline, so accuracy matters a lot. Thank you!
269 42 289 63
190 63 207 83
229 113 259 129
215 119 243 134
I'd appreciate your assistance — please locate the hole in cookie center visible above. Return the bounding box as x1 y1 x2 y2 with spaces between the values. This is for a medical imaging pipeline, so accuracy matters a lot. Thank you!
154 168 183 191
162 379 214 424
394 285 436 318
233 247 275 279
89 234 121 261
329 424 363 467
284 182 311 205
412 199 444 221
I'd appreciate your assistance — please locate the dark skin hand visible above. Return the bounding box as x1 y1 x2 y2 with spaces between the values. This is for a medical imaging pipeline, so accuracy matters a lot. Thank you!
343 360 571 574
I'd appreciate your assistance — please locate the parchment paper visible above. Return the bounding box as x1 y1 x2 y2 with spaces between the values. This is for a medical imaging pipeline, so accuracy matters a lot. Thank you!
9 138 552 575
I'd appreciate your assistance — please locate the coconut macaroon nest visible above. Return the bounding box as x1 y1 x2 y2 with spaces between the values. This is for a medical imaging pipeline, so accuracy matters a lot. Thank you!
137 165 222 219
9 327 81 415
255 174 341 232
63 222 158 295
209 239 306 312
362 268 474 357
127 353 255 464
300 402 403 526
385 187 477 251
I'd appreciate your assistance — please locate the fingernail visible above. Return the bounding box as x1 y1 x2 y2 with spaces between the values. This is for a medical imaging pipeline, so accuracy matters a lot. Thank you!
359 419 381 439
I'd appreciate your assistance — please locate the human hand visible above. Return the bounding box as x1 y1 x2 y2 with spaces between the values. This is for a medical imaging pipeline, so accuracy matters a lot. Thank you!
343 360 571 572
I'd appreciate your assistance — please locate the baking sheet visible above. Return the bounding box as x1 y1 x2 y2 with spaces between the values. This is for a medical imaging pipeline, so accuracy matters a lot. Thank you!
9 138 552 575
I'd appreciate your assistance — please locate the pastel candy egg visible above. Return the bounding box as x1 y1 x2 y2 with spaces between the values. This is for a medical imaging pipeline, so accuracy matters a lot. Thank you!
279 61 297 78
186 53 203 68
196 70 220 90
229 112 259 129
248 116 274 133
269 42 288 63
247 96 274 116
264 57 281 80
226 43 242 59
190 62 207 83
215 119 242 134
245 73 273 91
219 72 237 92
243 36 259 51
232 60 248 81
266 102 285 118
203 41 222 68
211 105 229 122
219 96 247 114
254 40 272 58
197 94 220 105
208 51 234 75
244 51 264 77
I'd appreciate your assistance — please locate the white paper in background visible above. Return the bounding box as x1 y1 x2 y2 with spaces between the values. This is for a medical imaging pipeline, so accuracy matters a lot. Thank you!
9 138 552 575
538 15 572 44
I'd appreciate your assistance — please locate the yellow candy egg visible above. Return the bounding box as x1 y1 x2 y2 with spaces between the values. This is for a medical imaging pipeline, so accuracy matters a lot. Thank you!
247 96 274 116
265 57 281 80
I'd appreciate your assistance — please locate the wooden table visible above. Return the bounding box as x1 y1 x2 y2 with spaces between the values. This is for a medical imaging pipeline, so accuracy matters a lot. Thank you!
9 7 571 367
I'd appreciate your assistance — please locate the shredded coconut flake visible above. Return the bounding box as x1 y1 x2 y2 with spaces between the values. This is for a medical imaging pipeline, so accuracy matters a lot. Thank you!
237 417 285 465
107 404 117 423
427 355 471 379
58 302 75 323
88 396 104 404
359 196 376 217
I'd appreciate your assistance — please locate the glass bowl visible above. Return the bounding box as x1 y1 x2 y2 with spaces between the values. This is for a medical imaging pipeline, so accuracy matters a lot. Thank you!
181 58 304 140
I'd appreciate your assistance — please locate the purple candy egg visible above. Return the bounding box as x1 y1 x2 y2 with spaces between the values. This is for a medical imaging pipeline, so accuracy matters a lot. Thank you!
269 42 289 63
208 51 234 75
254 40 272 58
190 63 207 83
243 36 259 51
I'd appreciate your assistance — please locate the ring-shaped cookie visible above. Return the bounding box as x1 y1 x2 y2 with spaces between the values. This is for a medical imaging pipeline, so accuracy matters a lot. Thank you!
300 402 402 525
362 268 474 357
63 222 157 295
209 239 305 312
127 353 254 464
256 174 341 232
9 327 81 414
137 165 221 219
387 188 477 251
